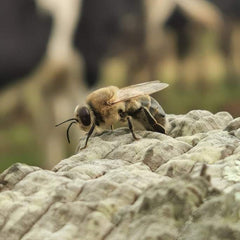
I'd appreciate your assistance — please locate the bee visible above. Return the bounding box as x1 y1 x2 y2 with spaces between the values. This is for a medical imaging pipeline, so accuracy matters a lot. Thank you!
56 81 169 150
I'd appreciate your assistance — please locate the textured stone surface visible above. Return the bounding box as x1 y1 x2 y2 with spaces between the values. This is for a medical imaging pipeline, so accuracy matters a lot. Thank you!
0 110 239 240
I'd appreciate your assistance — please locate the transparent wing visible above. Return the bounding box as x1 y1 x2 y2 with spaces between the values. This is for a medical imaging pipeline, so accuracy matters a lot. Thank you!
110 81 169 104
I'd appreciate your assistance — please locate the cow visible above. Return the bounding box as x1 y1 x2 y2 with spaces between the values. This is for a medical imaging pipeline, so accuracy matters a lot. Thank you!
0 0 145 168
162 0 240 85
0 0 84 168
143 0 223 85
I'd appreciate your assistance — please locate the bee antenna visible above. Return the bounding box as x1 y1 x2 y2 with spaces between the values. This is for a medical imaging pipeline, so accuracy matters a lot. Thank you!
66 121 76 144
55 118 78 127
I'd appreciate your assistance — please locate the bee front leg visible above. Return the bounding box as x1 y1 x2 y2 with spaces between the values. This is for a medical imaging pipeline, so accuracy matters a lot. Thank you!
127 117 140 140
80 123 95 150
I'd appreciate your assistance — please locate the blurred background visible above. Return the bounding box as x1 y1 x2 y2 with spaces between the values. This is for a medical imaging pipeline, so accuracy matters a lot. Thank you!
0 0 239 171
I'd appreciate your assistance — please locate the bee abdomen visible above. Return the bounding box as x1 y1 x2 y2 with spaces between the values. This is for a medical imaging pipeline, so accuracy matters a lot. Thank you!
143 97 166 131
149 97 165 120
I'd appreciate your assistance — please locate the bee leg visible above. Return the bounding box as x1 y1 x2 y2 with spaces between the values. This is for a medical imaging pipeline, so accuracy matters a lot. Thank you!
142 107 165 134
127 117 140 140
80 123 95 150
110 125 114 131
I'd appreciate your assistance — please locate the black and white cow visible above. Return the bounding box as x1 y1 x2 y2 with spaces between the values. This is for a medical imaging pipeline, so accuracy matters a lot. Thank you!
0 0 52 88
0 0 145 168
75 0 144 87
0 0 86 168
0 0 144 91
164 0 240 67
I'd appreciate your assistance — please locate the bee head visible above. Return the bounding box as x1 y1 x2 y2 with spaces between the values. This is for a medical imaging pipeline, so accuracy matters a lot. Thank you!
74 105 91 127
55 105 92 144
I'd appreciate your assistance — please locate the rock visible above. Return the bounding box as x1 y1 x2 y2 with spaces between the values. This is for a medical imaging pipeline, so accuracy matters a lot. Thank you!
0 110 239 240
178 190 240 240
225 117 240 139
225 117 240 132
167 110 233 137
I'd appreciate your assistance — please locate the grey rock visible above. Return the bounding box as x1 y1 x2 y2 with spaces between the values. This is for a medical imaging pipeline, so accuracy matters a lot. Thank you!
225 117 240 132
178 190 240 240
225 117 240 139
0 110 239 240
167 110 233 137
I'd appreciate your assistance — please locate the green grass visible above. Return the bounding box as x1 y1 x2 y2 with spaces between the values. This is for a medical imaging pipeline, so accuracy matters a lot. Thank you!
158 81 240 117
0 123 43 173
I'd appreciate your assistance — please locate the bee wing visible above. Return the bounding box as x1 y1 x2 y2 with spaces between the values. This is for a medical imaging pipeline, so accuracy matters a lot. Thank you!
110 81 169 104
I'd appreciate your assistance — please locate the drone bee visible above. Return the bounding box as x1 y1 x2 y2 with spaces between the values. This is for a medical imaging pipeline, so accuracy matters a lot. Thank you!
56 81 169 150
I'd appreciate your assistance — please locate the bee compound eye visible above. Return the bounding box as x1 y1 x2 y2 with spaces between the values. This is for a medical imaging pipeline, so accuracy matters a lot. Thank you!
78 106 91 126
118 109 125 118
